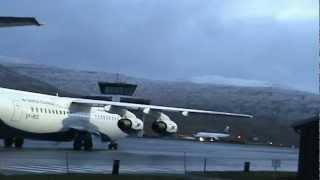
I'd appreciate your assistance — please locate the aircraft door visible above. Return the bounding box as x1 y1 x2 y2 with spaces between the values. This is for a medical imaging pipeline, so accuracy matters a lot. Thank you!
11 101 23 122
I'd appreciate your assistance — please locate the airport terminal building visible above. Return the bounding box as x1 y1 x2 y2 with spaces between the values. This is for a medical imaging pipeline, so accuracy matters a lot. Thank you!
83 82 150 104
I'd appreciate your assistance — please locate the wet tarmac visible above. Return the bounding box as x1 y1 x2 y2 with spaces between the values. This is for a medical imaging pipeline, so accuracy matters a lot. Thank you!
0 138 298 174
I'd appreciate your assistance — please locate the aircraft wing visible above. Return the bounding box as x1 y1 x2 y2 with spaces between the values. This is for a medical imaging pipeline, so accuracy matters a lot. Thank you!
70 98 253 118
0 17 42 27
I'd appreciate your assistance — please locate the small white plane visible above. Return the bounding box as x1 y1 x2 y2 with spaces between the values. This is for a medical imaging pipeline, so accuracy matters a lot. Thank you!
193 126 231 142
0 87 253 150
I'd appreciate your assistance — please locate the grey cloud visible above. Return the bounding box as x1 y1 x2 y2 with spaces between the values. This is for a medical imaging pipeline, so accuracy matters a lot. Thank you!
0 0 317 93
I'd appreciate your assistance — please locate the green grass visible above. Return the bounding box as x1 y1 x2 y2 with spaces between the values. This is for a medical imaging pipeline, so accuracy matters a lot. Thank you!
0 171 297 180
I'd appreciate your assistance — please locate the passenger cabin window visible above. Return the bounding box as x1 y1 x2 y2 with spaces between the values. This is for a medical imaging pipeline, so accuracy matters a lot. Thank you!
35 107 39 113
31 107 34 112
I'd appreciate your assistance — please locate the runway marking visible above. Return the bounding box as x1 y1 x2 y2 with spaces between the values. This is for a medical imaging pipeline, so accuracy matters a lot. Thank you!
1 164 185 174
2 165 111 174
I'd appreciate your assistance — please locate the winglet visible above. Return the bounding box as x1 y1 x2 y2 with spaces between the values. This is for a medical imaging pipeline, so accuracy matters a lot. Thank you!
0 16 43 28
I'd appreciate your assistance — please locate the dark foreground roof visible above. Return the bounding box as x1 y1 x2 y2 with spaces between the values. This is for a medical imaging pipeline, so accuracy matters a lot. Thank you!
292 115 319 131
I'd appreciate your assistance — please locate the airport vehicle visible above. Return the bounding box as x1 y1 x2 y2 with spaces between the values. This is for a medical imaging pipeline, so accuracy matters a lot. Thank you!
0 87 253 150
193 126 231 142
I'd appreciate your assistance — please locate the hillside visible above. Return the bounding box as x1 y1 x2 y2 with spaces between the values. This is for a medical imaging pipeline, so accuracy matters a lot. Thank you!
0 64 72 96
1 62 319 145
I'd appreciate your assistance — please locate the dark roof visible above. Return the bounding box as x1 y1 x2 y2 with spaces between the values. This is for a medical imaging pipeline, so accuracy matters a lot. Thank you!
292 115 319 130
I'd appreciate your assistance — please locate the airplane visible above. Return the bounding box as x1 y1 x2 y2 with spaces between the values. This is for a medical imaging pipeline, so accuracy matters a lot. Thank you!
193 126 231 142
0 17 42 27
0 87 253 150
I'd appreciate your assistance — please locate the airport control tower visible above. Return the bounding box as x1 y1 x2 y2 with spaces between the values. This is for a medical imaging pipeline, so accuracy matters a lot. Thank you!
84 81 150 105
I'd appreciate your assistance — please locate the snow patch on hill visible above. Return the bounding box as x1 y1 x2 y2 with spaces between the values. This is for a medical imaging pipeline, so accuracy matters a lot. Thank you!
190 75 289 89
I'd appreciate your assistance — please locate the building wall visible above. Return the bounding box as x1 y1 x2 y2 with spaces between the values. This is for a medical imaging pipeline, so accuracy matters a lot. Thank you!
297 120 319 180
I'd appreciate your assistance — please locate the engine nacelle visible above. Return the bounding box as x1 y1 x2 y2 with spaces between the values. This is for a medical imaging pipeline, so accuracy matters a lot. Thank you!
152 113 178 135
117 110 143 134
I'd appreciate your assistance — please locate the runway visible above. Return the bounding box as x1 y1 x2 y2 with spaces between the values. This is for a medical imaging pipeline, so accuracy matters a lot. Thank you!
0 138 298 174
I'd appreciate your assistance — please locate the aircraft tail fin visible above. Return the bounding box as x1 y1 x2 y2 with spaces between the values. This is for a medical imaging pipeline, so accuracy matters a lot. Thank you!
224 126 230 133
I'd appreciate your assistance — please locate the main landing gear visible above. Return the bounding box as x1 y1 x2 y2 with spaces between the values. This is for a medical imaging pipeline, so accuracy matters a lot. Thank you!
73 133 93 151
4 137 24 148
108 142 118 150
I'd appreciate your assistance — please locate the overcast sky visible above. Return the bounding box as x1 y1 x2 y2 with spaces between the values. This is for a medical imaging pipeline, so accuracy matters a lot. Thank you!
0 0 318 93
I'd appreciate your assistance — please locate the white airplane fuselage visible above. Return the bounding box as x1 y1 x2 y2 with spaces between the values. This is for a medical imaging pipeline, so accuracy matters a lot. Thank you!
0 87 128 142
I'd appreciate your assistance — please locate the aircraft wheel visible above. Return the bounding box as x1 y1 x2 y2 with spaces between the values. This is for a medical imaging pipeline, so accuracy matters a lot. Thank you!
84 135 93 151
4 138 13 148
73 136 83 151
14 137 24 148
74 133 93 151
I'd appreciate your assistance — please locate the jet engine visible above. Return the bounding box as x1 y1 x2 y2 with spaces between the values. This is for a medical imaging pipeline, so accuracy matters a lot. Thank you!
152 113 177 135
117 110 143 134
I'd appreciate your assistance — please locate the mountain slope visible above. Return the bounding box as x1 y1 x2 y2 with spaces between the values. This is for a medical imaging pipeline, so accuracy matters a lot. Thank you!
2 62 319 145
4 62 318 121
0 64 72 96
